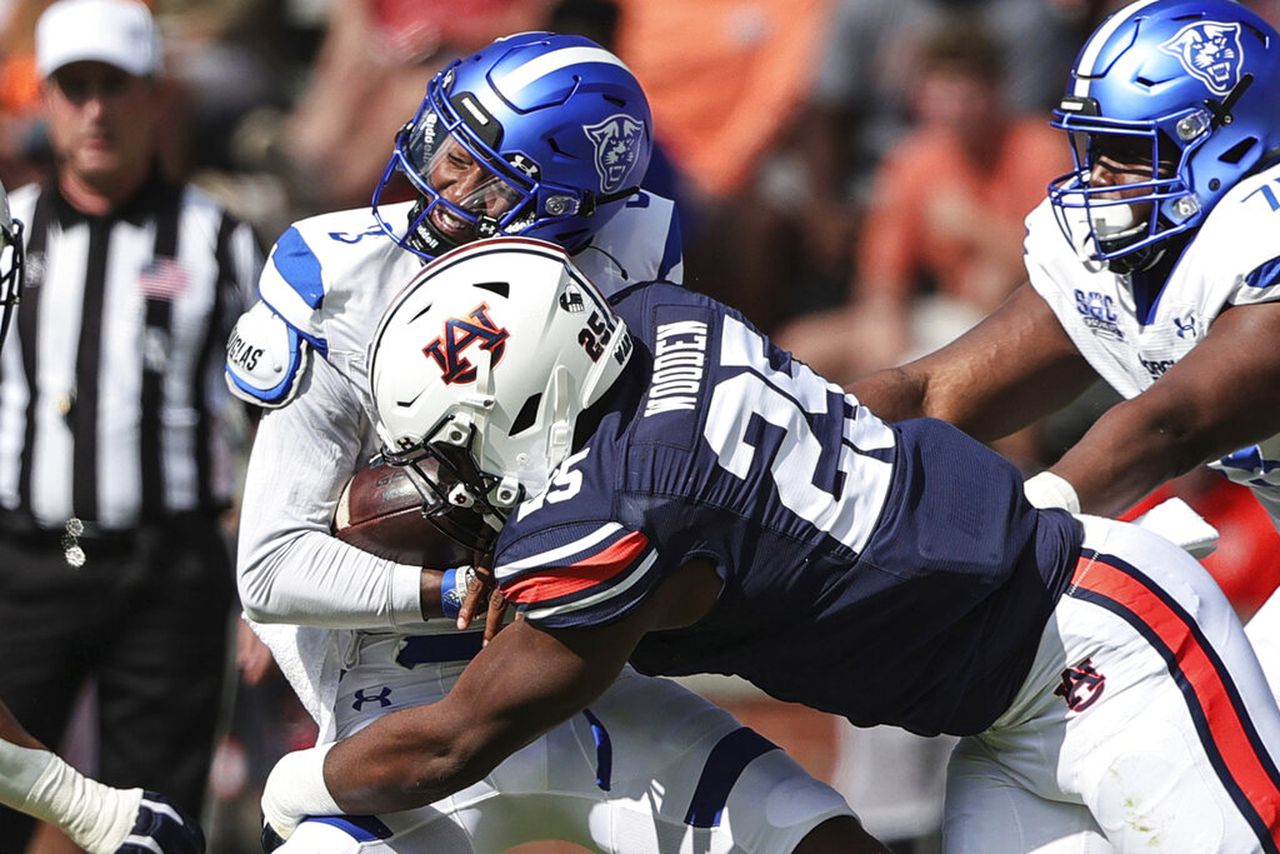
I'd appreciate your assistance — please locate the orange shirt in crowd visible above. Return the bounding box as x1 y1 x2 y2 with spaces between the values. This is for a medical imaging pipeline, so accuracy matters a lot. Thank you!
616 0 829 198
858 117 1069 307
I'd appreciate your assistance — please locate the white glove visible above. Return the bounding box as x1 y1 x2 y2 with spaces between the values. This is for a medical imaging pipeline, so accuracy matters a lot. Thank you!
1130 496 1220 558
261 742 340 843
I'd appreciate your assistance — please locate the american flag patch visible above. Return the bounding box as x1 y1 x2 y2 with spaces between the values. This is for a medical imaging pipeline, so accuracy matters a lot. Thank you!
138 258 189 300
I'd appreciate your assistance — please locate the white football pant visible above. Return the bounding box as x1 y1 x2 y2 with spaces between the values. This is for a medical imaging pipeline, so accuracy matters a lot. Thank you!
276 636 853 853
945 515 1280 853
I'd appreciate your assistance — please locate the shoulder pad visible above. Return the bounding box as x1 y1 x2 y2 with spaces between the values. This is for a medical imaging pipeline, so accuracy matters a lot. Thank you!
225 301 310 409
259 226 331 354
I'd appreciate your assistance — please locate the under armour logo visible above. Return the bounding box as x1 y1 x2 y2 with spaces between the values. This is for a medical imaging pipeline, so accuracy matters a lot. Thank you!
422 303 510 384
352 687 392 711
1173 314 1198 340
1054 657 1106 712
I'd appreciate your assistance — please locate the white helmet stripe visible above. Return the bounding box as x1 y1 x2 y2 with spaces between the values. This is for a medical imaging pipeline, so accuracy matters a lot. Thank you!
501 47 633 95
1073 0 1163 96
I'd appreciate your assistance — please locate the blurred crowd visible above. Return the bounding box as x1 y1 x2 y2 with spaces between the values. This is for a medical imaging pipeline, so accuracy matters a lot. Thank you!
4 0 1280 851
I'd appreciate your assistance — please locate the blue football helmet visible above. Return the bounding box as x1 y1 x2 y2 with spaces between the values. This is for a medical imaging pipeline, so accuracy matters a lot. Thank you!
1048 0 1280 272
0 180 23 349
373 32 653 261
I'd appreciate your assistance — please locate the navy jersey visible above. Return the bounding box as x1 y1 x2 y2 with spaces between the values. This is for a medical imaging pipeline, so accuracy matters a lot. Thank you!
494 283 1082 736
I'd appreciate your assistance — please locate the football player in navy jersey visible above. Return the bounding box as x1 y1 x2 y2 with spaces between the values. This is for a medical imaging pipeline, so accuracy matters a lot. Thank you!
262 238 1280 852
233 33 865 854
839 0 1280 696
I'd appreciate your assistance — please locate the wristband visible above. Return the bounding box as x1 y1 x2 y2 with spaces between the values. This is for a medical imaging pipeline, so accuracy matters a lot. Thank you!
1023 471 1081 513
440 566 473 620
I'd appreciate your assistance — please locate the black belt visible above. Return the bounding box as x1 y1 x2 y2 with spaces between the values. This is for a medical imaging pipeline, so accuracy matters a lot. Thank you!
0 509 138 558
395 632 485 667
0 508 220 560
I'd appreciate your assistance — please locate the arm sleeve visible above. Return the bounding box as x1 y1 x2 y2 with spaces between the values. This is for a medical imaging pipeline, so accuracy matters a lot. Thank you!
236 355 428 630
495 521 663 629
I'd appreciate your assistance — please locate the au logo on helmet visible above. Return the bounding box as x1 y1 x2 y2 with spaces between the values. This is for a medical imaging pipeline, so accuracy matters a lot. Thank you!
1159 20 1244 97
584 114 646 194
422 303 510 384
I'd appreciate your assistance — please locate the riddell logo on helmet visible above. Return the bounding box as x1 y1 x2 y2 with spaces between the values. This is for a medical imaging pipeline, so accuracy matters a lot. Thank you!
422 303 510 384
1159 20 1244 97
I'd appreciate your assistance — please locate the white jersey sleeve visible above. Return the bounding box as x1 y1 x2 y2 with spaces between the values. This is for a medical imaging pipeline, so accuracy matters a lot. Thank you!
236 354 427 631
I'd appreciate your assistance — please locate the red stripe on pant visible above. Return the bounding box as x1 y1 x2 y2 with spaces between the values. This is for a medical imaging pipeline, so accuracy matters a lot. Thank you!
1071 554 1280 847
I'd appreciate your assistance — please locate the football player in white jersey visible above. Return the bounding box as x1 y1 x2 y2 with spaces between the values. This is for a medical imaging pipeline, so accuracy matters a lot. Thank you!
846 0 1280 691
227 33 864 853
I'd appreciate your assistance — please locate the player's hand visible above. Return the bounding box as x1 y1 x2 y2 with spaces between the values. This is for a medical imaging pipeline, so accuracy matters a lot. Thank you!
115 792 205 853
456 564 515 642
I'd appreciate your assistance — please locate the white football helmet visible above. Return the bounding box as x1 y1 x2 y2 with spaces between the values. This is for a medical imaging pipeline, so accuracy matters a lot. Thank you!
369 236 632 549
0 180 23 349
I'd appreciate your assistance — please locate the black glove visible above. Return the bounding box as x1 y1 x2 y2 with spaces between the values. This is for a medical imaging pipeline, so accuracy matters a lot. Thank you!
116 792 206 853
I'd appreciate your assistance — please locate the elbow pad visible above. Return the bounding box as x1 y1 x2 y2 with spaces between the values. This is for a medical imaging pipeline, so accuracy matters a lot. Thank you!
225 300 311 409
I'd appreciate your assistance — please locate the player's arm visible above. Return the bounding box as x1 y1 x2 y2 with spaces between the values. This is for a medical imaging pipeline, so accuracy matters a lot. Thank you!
1048 300 1280 516
262 558 724 833
849 282 1097 440
262 590 655 831
0 701 204 853
236 356 436 630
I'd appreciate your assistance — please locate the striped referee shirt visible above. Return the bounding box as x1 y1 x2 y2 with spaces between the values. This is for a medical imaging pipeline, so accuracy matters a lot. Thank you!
0 172 262 531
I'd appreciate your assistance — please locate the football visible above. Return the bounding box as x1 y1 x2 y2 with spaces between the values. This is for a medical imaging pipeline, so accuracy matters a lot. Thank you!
333 462 451 565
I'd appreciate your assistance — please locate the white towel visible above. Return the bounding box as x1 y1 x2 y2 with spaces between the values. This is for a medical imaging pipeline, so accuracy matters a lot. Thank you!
246 619 343 743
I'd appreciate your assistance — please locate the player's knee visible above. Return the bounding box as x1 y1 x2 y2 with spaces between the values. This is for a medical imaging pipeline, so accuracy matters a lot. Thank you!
793 815 890 854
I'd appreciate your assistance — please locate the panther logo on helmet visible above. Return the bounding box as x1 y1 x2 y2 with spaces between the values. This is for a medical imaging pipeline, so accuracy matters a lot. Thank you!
584 114 646 194
1159 21 1244 97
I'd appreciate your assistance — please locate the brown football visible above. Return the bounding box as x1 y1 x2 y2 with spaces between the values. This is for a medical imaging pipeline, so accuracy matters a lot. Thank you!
333 462 452 565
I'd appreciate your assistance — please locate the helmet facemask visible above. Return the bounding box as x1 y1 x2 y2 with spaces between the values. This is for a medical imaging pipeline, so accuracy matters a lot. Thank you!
381 411 520 556
373 64 600 262
1049 98 1209 273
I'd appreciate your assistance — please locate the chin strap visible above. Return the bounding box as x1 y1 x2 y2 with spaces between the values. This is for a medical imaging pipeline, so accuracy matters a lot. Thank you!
1206 73 1254 128
579 186 642 218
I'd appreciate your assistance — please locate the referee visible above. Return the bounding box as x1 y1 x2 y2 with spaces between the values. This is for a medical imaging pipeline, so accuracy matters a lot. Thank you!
0 0 263 848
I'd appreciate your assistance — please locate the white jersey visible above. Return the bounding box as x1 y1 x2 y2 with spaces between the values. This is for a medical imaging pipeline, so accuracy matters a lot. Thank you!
232 198 856 853
1025 161 1280 526
231 195 684 724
